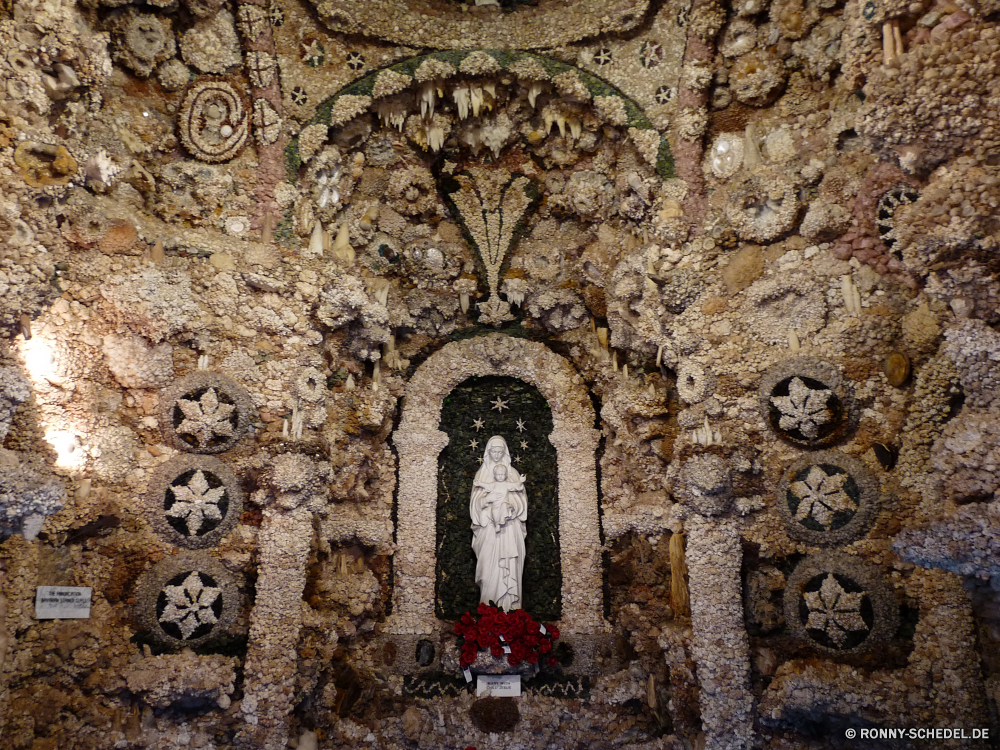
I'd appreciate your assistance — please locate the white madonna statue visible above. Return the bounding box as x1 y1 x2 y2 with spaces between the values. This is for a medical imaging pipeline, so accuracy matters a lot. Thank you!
470 436 527 612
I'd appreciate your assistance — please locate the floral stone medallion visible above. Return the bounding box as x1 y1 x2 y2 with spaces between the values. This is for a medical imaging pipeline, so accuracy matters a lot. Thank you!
777 451 878 546
160 372 254 453
147 455 243 549
783 552 899 655
136 553 239 649
758 357 856 448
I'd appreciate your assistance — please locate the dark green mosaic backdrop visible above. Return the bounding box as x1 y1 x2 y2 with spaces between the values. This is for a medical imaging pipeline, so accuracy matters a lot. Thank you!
436 375 561 621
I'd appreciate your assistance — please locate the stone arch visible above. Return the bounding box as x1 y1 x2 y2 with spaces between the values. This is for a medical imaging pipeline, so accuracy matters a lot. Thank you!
389 333 605 635
284 49 675 180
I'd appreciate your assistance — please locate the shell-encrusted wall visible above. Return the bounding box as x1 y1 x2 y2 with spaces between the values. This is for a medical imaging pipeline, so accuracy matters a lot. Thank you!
0 0 999 746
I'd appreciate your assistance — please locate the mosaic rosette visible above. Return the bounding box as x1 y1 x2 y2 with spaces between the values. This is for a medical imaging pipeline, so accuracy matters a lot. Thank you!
147 454 243 549
777 450 879 546
783 552 899 656
136 553 240 649
758 357 857 448
159 372 254 454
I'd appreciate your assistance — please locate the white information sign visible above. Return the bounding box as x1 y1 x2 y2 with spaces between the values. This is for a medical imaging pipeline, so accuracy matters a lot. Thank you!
35 587 92 619
476 674 521 698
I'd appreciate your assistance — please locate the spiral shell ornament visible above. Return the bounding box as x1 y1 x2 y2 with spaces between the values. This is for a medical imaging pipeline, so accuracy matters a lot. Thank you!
178 80 249 163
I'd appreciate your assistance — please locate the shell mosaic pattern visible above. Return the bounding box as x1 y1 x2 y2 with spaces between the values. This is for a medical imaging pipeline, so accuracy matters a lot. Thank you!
178 81 250 163
777 450 879 546
876 184 920 255
136 553 240 649
440 168 540 325
284 50 675 181
310 0 650 51
783 552 900 655
159 372 255 454
758 357 857 448
2 0 1000 744
146 454 244 549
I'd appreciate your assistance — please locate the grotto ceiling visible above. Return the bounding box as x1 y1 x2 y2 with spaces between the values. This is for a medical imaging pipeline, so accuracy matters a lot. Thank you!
2 0 1000 745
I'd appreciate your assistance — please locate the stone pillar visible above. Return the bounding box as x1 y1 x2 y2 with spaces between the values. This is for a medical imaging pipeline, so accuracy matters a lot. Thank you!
550 426 605 633
388 427 449 635
685 515 754 750
237 454 326 750
0 558 9 729
237 506 312 750
675 454 754 750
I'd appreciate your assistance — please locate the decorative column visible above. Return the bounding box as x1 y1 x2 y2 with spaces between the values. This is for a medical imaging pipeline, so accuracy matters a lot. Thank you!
237 455 327 750
388 427 449 635
235 0 286 228
550 426 605 633
0 559 9 728
674 0 722 232
676 455 755 750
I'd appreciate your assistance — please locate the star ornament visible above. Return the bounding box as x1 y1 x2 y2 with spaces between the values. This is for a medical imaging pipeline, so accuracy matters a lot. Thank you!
473 418 485 431
469 439 480 451
491 397 508 412
771 377 833 439
516 419 526 433
167 470 225 536
520 440 529 450
790 466 856 529
803 574 869 647
159 572 221 640
176 388 236 447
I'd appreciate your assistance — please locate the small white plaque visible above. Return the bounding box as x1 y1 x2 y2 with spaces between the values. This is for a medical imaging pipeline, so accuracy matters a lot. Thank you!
35 587 92 619
476 674 521 698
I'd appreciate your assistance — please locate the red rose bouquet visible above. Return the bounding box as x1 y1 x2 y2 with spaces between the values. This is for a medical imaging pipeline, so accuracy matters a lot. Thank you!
453 603 560 669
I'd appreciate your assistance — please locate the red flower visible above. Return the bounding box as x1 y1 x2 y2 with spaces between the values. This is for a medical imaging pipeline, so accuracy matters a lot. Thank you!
508 653 522 666
491 645 503 658
479 615 495 633
548 626 560 640
454 622 465 636
527 653 539 665
539 638 552 654
547 657 557 667
477 603 495 616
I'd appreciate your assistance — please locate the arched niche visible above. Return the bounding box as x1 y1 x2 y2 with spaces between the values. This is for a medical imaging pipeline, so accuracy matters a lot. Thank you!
389 333 605 636
284 49 675 181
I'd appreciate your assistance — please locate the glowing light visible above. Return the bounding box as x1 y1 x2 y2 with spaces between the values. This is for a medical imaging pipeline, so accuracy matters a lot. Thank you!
46 429 85 469
20 336 57 383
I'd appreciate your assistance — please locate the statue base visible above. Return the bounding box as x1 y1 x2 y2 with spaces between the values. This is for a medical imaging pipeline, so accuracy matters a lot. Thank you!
467 649 540 678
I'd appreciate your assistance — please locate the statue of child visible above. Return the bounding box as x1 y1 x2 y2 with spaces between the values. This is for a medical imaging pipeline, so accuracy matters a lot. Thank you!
484 463 517 532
